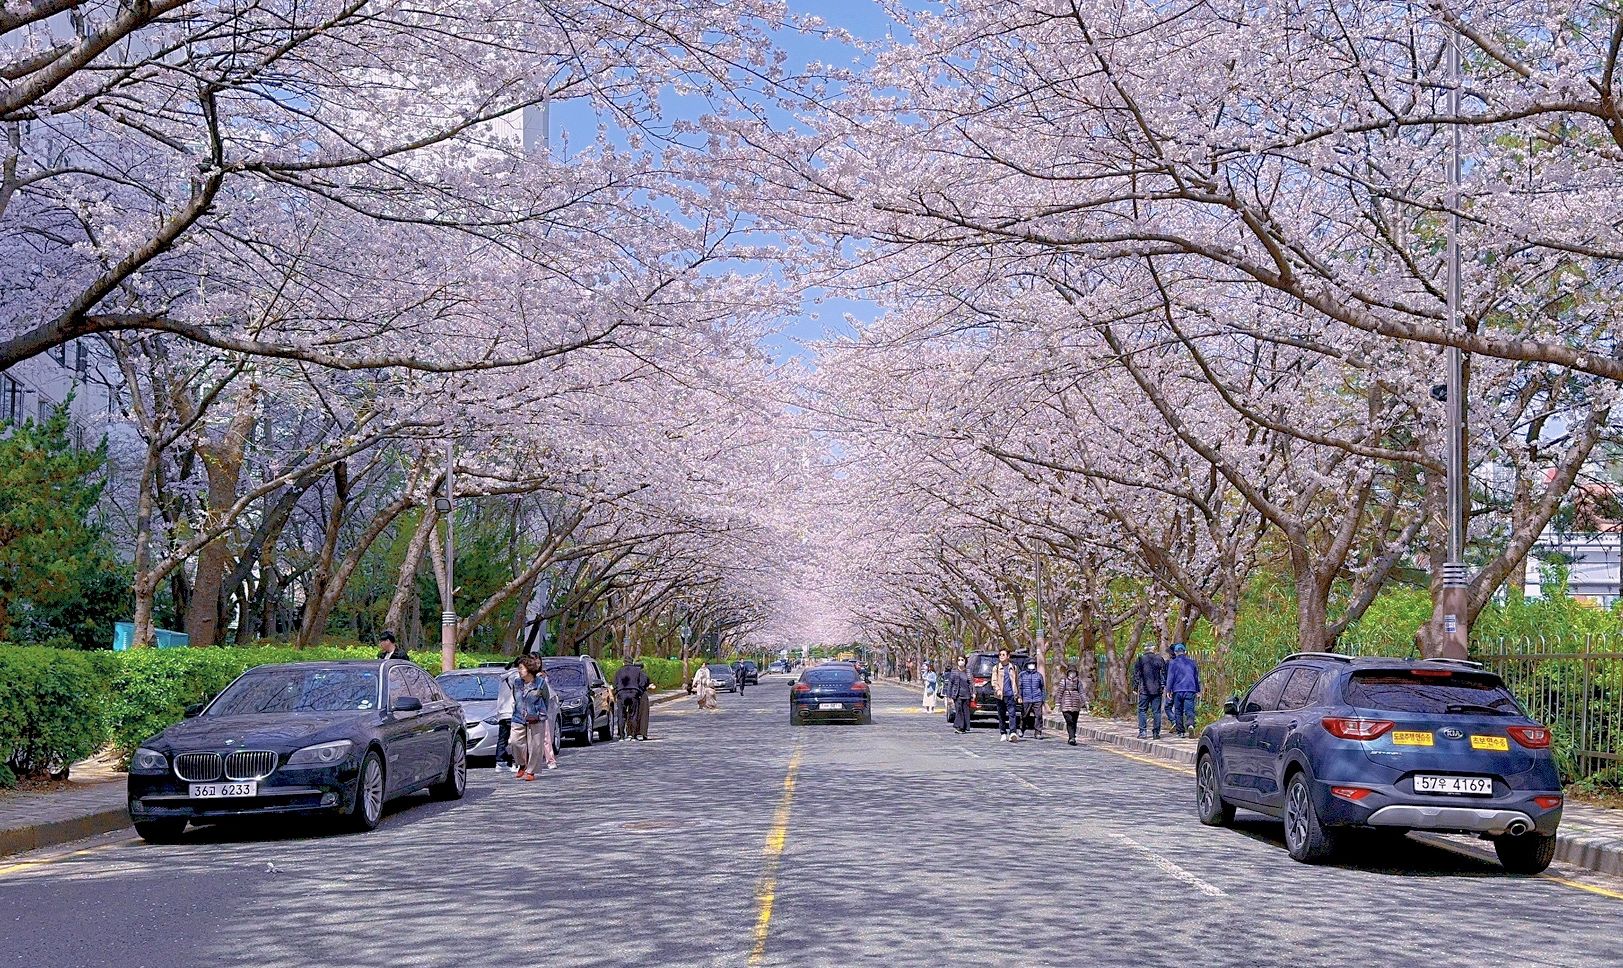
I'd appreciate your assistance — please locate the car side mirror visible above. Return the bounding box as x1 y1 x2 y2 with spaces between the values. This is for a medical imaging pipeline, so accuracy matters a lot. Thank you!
183 702 207 718
392 697 423 713
1222 696 1239 717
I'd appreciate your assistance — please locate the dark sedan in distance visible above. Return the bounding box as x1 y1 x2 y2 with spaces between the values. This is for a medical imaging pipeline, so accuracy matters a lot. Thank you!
790 666 872 725
127 659 466 842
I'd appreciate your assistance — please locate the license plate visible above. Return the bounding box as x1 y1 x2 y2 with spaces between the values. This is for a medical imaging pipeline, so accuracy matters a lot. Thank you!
818 703 844 711
189 782 257 799
1414 774 1492 796
1392 731 1434 746
1470 735 1510 751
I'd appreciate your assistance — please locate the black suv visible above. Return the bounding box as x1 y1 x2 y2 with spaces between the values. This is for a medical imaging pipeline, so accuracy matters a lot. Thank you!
966 651 1031 723
541 656 614 744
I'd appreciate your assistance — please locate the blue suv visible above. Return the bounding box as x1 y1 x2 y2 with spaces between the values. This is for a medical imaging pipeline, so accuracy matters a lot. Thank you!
1196 654 1563 873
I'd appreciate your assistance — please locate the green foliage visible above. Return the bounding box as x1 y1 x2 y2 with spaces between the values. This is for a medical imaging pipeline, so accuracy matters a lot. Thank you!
0 647 105 786
597 656 688 691
0 404 129 648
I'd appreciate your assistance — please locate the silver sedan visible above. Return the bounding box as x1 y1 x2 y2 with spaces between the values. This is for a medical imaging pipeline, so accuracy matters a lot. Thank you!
436 670 558 762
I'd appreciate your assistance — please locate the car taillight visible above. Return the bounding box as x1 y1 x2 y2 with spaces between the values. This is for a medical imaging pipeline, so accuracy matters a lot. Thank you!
1507 725 1551 749
1321 717 1395 740
1409 669 1453 677
793 684 810 694
972 678 987 687
1331 787 1373 801
852 681 868 691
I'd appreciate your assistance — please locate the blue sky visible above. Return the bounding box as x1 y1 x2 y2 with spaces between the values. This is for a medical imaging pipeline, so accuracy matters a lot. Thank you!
545 1 908 364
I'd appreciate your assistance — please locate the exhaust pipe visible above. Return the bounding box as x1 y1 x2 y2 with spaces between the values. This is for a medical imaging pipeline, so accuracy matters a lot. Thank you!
1505 819 1530 837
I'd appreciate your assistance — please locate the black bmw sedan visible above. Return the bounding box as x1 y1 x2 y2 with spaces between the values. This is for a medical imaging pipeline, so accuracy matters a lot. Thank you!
127 659 466 842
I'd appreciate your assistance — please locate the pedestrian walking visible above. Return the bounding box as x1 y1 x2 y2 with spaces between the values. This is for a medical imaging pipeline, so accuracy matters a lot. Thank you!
1130 642 1168 740
1055 666 1086 746
735 662 747 695
693 665 718 710
989 648 1021 741
945 656 972 733
614 656 653 740
922 662 939 714
1017 660 1046 738
493 656 517 771
1166 643 1202 737
510 655 556 779
376 630 407 662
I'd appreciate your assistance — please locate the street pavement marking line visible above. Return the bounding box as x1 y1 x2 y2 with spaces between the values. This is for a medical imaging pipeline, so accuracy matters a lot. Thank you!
1094 743 1196 775
0 834 141 877
959 749 984 759
1012 774 1039 791
748 744 804 967
1109 832 1227 898
1540 873 1623 901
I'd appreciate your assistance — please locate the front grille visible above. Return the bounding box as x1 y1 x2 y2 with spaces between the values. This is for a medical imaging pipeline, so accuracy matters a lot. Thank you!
174 752 222 782
224 750 278 781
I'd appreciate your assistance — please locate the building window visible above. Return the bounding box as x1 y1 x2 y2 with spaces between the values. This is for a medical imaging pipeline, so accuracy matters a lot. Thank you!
49 344 67 366
38 396 55 423
75 342 88 375
0 374 22 423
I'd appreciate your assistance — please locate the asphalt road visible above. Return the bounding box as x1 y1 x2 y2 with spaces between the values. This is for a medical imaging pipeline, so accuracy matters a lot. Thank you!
3 680 1621 968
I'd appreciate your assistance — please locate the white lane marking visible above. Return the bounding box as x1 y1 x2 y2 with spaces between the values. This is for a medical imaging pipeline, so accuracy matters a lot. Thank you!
1108 832 1227 898
959 749 984 759
1012 775 1039 791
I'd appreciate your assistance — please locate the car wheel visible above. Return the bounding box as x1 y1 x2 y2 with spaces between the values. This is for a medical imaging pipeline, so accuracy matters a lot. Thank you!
1494 832 1557 875
134 818 187 844
1196 753 1235 827
790 711 801 726
1282 772 1337 863
552 723 561 757
347 749 386 832
597 712 614 742
430 733 467 801
580 712 595 746
860 709 873 725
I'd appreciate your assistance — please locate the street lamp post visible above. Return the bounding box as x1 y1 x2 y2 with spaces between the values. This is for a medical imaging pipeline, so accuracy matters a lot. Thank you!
1435 26 1472 660
439 439 456 673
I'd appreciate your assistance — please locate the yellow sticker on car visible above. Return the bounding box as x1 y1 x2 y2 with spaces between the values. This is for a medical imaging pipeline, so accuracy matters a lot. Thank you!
1470 735 1510 751
1392 731 1434 746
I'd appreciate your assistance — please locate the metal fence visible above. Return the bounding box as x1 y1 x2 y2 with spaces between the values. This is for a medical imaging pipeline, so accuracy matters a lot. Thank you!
1477 635 1623 786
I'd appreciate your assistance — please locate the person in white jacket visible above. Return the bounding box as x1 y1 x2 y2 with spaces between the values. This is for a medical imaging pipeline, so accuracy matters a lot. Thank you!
494 658 518 772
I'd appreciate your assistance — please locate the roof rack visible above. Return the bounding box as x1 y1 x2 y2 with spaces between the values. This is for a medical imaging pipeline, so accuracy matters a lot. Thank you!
1281 652 1353 663
1420 657 1484 670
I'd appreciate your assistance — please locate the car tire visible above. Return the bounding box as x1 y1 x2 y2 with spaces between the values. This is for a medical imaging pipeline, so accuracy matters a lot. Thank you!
1196 753 1235 827
580 712 595 747
134 818 187 844
430 734 467 801
552 723 561 757
860 709 873 725
789 711 801 726
1494 832 1556 875
597 713 614 742
1282 772 1337 863
347 749 386 832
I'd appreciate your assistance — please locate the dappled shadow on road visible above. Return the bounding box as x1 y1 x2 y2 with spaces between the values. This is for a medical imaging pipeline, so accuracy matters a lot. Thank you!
1227 816 1510 879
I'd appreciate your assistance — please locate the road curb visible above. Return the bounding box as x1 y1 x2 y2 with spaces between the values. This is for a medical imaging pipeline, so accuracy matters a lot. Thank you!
0 804 130 860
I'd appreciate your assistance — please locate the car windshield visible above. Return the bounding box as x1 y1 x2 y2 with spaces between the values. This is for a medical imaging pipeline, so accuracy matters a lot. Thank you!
707 665 733 676
971 655 1025 678
1343 671 1523 716
543 664 587 687
209 668 378 715
803 669 857 684
438 674 502 702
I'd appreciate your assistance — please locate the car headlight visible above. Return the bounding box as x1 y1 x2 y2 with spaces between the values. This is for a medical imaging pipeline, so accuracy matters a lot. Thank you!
563 698 586 710
482 715 501 725
131 748 168 774
285 740 354 767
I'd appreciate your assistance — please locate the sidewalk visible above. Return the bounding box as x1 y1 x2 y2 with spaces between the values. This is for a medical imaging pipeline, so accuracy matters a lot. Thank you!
887 677 1623 878
0 691 696 860
0 753 130 859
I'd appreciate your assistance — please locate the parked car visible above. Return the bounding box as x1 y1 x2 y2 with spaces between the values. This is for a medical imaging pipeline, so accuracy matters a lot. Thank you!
964 650 1031 724
127 660 466 842
767 660 791 675
733 660 760 685
436 667 559 764
706 663 739 693
790 665 872 725
542 656 615 744
1196 654 1563 872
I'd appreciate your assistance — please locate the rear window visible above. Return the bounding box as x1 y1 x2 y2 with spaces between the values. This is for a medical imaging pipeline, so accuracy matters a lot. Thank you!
542 664 587 687
1343 670 1523 716
803 668 858 684
970 655 1028 678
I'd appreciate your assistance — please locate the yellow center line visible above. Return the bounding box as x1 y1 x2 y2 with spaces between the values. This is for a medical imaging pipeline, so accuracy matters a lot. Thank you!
748 744 803 967
0 835 140 877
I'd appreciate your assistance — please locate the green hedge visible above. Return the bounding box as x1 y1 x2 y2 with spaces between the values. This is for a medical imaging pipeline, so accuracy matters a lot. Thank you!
0 647 106 786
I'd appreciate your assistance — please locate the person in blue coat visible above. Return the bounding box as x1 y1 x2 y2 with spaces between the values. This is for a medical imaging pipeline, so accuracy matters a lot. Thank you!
1166 643 1202 738
1017 661 1046 739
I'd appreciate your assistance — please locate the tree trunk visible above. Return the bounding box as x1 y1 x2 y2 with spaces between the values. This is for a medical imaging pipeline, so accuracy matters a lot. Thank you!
297 463 350 647
385 508 438 639
184 390 257 647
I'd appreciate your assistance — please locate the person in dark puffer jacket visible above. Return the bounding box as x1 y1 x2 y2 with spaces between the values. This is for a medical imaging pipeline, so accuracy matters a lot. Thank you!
1055 667 1087 745
1017 661 1046 739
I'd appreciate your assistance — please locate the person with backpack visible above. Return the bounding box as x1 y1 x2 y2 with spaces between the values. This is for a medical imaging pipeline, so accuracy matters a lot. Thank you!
1130 642 1168 740
1055 666 1087 746
1017 660 1046 739
990 648 1021 741
1166 643 1202 737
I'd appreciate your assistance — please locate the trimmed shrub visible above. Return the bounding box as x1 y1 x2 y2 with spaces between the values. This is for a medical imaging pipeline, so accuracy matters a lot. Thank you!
0 646 105 786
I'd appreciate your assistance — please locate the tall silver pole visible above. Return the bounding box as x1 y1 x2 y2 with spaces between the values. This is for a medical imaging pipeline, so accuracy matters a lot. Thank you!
441 439 456 672
1438 27 1470 658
